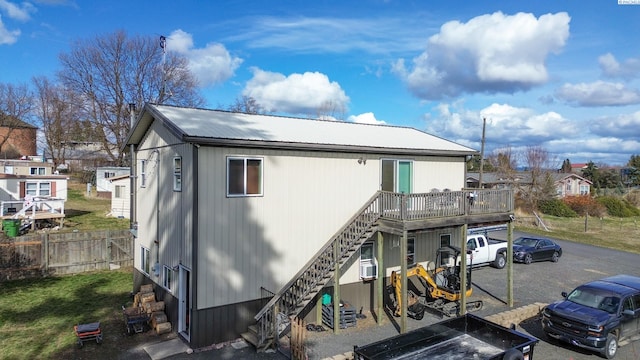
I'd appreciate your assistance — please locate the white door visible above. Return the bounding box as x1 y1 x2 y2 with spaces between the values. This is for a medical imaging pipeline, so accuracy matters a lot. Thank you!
178 266 191 340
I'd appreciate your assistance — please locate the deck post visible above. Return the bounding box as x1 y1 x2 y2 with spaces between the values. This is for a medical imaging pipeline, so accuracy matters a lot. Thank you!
376 231 384 325
507 221 514 307
460 224 468 315
400 230 408 333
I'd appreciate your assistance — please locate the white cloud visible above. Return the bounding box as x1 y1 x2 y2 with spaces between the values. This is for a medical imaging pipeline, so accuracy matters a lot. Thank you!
0 0 35 21
348 112 385 124
394 11 570 100
588 111 640 138
167 29 243 87
243 68 350 115
0 15 20 44
555 81 640 107
221 16 431 56
598 53 640 79
426 102 576 151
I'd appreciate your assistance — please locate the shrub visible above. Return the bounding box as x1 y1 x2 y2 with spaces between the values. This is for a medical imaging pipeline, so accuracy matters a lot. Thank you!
624 189 640 208
538 198 578 217
597 196 640 217
562 195 607 217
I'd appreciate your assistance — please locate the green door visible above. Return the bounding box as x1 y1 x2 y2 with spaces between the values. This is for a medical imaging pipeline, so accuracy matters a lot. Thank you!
398 161 412 194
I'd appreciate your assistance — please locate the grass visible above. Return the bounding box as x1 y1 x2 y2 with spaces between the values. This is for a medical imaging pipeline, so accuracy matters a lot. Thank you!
0 269 135 360
61 181 129 231
514 212 640 254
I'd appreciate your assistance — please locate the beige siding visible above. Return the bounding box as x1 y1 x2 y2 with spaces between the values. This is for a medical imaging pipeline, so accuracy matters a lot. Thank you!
134 120 194 290
196 150 468 308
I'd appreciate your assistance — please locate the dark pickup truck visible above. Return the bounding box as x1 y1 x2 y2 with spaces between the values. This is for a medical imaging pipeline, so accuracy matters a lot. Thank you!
542 274 640 359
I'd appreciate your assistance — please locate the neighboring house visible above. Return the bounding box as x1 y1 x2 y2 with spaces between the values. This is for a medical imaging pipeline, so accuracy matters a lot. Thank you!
554 173 592 197
125 104 514 349
570 163 587 174
0 115 37 158
96 166 130 198
466 172 592 197
0 158 55 176
108 174 130 218
0 173 68 229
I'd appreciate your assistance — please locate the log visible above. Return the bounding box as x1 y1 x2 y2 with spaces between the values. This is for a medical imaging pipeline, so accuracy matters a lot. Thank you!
156 321 172 335
140 292 155 305
150 311 167 329
140 284 154 293
133 292 141 307
144 301 165 314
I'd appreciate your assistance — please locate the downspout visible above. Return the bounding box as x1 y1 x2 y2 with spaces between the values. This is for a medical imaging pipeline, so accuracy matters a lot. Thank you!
128 104 137 234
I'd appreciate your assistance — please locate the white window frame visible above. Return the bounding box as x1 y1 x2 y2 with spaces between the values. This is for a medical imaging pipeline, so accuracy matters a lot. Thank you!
141 246 150 275
163 265 174 292
140 160 146 188
25 181 51 197
114 185 126 199
359 242 378 279
226 157 263 197
173 156 182 192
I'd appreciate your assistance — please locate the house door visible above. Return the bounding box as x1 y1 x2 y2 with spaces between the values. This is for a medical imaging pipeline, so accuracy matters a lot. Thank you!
381 159 413 193
178 266 191 340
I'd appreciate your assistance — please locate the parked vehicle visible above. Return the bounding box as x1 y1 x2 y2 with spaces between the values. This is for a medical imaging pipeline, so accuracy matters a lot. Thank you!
542 274 640 359
354 313 539 360
512 236 562 264
466 234 508 269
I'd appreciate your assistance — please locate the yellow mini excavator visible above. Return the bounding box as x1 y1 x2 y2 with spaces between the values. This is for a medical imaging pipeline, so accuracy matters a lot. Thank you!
388 245 483 319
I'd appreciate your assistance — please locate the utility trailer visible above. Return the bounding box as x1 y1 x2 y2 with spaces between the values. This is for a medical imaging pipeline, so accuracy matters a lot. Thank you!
353 313 538 360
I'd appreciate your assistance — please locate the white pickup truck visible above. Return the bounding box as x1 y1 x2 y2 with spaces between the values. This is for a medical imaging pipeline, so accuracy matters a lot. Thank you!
466 234 508 269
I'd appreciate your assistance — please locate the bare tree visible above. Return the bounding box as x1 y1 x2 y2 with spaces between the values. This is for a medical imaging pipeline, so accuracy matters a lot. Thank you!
57 30 205 166
487 147 517 178
227 96 265 114
523 145 559 210
32 76 80 168
315 100 346 120
0 82 35 157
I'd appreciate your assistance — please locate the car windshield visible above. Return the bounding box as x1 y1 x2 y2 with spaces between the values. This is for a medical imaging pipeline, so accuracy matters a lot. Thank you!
567 287 620 314
514 238 539 247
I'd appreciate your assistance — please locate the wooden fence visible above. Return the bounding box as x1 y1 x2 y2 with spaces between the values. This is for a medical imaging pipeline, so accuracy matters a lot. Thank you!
0 229 133 281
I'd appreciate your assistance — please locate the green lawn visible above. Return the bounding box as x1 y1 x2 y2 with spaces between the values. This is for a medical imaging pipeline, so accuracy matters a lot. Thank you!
0 269 135 360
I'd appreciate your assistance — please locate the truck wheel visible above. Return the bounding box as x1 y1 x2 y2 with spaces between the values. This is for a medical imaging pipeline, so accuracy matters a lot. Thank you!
502 349 523 360
493 254 506 269
604 333 618 359
524 254 533 264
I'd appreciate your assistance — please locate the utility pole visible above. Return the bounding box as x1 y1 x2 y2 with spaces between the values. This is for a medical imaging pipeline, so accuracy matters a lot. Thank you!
479 117 486 188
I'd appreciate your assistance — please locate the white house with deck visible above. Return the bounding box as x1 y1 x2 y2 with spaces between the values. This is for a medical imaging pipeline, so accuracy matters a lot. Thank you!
124 103 514 349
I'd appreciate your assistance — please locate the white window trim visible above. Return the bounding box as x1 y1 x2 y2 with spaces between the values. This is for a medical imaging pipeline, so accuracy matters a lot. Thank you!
173 156 182 192
359 242 378 279
162 265 174 292
25 181 51 197
141 246 150 275
226 156 264 197
140 160 147 188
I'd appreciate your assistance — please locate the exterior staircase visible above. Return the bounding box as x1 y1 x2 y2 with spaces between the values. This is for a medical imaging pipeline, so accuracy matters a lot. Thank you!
242 192 383 351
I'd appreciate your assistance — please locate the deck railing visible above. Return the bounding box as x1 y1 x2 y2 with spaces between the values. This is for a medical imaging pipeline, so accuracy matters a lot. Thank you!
252 188 513 349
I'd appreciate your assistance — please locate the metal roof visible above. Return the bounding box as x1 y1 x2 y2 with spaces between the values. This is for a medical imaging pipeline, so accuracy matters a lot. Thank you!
126 103 477 156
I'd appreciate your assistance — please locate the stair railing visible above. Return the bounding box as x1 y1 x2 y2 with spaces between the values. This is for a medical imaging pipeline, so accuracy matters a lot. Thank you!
253 191 383 347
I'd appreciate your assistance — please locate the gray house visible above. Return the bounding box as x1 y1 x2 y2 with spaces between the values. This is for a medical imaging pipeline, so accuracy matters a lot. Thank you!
125 103 514 349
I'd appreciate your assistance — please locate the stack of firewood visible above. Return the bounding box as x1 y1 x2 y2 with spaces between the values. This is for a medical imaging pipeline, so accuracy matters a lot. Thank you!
132 284 172 335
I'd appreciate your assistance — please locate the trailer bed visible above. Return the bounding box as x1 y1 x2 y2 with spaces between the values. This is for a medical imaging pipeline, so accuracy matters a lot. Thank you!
354 314 538 360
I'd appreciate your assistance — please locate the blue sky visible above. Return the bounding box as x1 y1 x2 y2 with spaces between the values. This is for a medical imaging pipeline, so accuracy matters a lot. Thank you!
1 0 639 167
